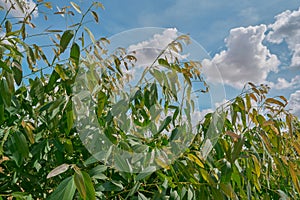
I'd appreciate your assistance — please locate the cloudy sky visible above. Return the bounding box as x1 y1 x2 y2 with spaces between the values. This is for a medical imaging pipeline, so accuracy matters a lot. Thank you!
1 0 300 117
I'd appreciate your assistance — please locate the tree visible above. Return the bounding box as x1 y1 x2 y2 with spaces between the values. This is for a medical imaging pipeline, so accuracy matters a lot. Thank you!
0 1 299 199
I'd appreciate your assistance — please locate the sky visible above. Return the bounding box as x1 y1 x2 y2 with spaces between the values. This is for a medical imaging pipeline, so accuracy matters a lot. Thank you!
1 0 300 117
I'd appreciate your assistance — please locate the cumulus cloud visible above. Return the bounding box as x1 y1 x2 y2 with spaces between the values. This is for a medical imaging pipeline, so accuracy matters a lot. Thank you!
270 75 300 90
288 90 300 117
202 25 280 89
267 8 300 67
127 28 188 66
0 0 38 18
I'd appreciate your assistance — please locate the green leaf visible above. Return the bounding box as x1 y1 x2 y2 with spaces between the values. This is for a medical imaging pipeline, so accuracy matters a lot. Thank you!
70 42 80 67
46 70 60 92
66 109 74 134
90 165 108 180
138 192 148 200
48 176 76 200
126 182 141 198
74 170 96 200
27 46 36 65
4 72 15 93
12 60 23 86
220 160 232 183
55 64 67 81
97 180 124 192
70 1 81 14
60 30 74 53
5 20 12 33
0 79 11 107
111 99 128 116
158 58 170 68
97 91 107 116
156 116 172 135
231 137 244 163
0 103 4 123
0 60 11 72
8 131 29 166
136 166 156 181
114 154 132 173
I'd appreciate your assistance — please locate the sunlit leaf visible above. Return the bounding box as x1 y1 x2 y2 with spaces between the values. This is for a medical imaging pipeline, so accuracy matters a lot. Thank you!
70 1 81 14
47 164 70 179
84 27 95 43
265 98 285 107
289 163 300 193
158 58 170 68
44 2 52 9
187 154 204 168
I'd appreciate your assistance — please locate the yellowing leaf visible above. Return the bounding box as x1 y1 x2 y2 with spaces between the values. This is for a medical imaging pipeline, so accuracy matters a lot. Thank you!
70 1 81 14
187 153 204 168
84 27 95 44
265 98 285 107
44 2 52 9
249 93 257 102
251 155 261 178
293 142 300 156
21 121 35 144
74 170 96 200
225 131 241 142
74 170 86 199
289 163 300 193
93 2 104 9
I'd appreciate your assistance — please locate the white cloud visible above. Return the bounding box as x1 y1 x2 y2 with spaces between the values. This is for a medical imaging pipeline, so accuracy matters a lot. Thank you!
202 25 280 89
0 0 38 18
127 28 188 66
267 8 300 67
288 90 300 117
269 75 300 90
291 45 300 67
115 28 188 88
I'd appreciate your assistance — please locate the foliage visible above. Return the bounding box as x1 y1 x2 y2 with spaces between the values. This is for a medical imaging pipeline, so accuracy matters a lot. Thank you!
0 1 299 199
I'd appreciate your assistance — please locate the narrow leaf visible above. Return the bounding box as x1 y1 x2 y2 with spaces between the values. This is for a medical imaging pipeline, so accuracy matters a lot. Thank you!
84 27 95 44
70 1 81 14
74 170 96 200
47 164 70 179
12 60 22 86
91 11 99 23
60 30 74 53
187 154 204 168
70 42 80 67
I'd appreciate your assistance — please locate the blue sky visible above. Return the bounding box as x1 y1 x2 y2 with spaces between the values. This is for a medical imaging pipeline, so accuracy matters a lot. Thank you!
1 0 300 117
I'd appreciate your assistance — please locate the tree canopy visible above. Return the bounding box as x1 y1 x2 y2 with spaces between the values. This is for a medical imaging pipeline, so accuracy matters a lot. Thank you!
0 1 299 199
